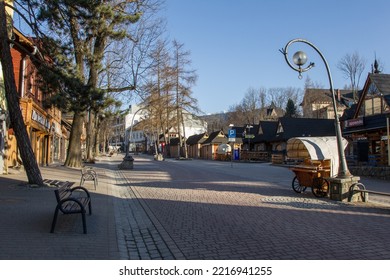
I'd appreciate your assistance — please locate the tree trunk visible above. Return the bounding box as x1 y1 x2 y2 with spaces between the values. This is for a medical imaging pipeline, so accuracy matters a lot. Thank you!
94 114 101 155
85 109 96 161
181 110 188 158
0 2 43 185
64 111 84 168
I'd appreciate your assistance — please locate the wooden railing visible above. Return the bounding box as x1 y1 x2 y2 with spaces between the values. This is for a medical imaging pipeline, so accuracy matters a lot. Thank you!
240 151 269 161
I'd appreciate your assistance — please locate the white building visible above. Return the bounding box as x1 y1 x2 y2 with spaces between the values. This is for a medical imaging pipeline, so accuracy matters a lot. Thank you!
125 105 207 154
126 104 148 152
182 111 208 137
108 104 148 152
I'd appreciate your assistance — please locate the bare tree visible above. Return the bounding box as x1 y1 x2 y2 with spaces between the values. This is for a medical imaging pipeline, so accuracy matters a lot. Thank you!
228 87 260 126
337 51 366 102
304 75 323 89
97 8 165 156
259 87 267 109
172 40 198 158
267 87 302 111
227 86 303 126
141 39 174 155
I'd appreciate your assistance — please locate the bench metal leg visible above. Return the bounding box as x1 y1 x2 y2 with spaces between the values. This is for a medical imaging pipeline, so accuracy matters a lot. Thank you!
50 207 60 233
81 212 87 234
80 177 97 190
88 200 92 215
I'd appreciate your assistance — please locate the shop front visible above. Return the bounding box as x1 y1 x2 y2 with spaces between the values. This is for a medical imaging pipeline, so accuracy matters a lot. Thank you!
343 115 389 166
20 98 53 166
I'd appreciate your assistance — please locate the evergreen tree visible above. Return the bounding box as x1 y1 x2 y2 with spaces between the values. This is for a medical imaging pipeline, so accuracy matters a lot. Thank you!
285 98 297 118
28 0 148 167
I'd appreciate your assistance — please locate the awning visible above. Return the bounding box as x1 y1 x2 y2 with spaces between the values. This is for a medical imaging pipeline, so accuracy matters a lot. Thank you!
287 136 348 177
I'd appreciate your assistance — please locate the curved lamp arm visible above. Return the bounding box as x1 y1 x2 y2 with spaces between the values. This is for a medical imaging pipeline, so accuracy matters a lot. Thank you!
280 38 351 178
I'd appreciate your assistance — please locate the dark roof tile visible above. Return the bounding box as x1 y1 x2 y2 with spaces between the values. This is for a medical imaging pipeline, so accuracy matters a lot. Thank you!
272 117 335 141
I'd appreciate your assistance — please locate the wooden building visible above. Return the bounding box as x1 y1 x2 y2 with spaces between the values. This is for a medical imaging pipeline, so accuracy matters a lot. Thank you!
6 28 66 167
186 132 208 159
301 88 352 119
269 117 336 163
342 71 390 166
200 130 229 160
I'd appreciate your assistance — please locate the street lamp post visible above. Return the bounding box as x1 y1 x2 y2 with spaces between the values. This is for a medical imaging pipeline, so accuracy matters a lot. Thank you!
119 107 147 169
280 38 361 201
126 107 143 157
246 124 253 151
280 38 351 178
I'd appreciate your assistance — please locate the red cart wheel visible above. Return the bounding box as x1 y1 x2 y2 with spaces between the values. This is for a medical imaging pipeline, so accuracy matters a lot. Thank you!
292 176 307 193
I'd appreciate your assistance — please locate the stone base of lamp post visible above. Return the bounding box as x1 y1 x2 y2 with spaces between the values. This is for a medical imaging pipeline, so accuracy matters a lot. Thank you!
118 155 134 170
328 176 361 202
154 153 164 161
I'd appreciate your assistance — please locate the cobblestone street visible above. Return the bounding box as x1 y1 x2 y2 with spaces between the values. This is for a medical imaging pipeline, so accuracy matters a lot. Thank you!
118 155 390 260
0 153 389 260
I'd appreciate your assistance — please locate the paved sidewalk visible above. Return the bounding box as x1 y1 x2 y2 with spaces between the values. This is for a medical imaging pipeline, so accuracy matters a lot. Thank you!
0 153 389 260
0 154 179 260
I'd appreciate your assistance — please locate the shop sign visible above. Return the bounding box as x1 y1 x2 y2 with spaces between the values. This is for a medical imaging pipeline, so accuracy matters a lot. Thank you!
31 110 50 129
51 122 62 135
354 135 367 141
345 118 364 128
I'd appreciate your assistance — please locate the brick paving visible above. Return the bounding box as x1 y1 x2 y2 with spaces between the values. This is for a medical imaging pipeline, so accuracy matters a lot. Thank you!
0 153 389 260
119 155 390 260
0 163 119 259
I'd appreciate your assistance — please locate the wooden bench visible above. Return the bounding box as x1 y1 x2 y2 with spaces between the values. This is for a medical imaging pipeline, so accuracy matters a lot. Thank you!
80 167 98 190
50 182 92 234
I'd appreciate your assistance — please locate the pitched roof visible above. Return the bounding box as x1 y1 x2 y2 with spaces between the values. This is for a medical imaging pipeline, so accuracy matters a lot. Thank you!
202 130 228 145
253 121 278 142
186 133 208 145
170 137 180 145
354 73 390 118
272 117 335 141
301 88 352 107
340 103 358 120
370 73 390 95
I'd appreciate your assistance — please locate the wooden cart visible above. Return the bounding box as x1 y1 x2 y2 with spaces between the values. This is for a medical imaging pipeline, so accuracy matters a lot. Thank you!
290 158 331 197
286 137 348 198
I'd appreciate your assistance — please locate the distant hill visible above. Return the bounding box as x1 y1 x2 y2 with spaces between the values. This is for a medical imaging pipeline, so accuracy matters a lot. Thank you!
199 112 229 133
199 103 285 133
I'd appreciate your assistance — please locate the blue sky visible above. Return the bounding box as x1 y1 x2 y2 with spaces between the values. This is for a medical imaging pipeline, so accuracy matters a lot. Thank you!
161 0 390 114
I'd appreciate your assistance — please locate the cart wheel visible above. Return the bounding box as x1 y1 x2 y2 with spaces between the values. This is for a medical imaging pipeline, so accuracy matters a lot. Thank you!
312 178 329 197
292 176 307 193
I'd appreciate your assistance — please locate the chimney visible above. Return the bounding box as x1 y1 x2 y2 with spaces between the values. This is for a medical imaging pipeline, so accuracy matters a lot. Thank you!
337 89 341 102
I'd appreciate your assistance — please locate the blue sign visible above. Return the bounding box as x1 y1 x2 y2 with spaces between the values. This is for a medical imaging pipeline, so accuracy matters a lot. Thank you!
228 129 236 138
234 149 240 160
